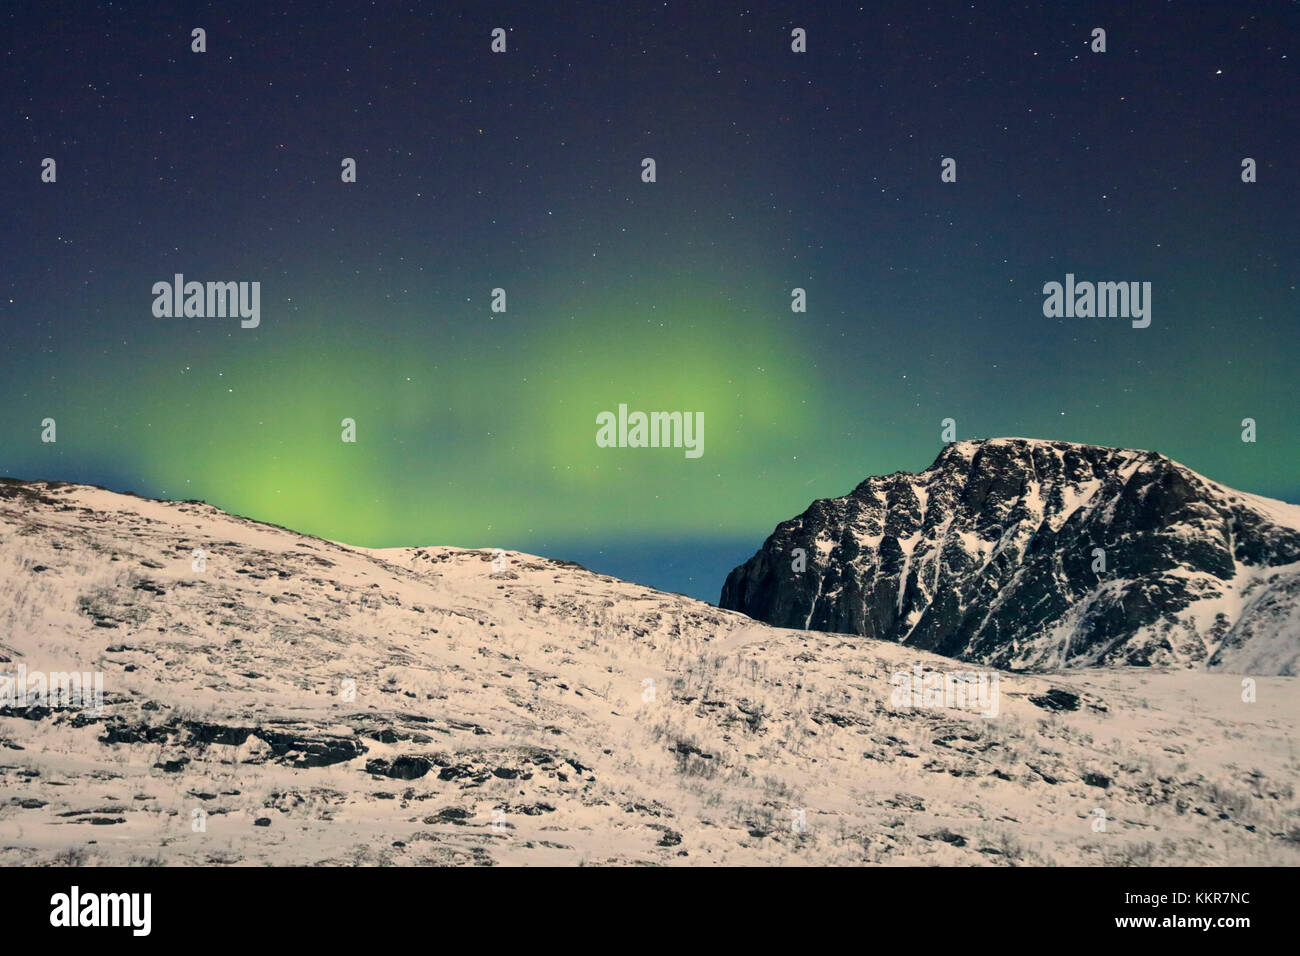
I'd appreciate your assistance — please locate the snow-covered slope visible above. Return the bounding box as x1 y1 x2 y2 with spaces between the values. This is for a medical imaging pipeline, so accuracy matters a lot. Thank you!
1 477 1297 866
721 438 1300 673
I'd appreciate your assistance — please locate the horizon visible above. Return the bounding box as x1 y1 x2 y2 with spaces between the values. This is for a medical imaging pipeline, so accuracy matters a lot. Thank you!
5 429 1296 605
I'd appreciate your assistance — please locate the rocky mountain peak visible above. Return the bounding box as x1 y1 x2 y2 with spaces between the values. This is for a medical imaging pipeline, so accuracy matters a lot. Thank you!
721 439 1300 673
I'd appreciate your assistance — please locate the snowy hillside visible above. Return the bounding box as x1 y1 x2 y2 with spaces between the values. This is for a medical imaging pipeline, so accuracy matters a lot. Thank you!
1 477 1297 866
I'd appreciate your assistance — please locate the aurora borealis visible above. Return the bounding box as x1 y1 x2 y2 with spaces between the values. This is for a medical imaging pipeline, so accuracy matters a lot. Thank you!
3 2 1297 601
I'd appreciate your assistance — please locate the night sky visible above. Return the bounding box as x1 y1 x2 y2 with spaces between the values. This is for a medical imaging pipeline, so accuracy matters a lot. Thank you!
3 1 1297 603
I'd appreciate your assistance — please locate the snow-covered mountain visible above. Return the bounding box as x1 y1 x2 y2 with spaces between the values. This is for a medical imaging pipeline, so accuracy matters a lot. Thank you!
1 476 1297 866
721 439 1300 674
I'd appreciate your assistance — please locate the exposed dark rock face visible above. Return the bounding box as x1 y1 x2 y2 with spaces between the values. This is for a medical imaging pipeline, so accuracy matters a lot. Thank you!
97 716 368 767
366 755 434 780
720 439 1300 672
